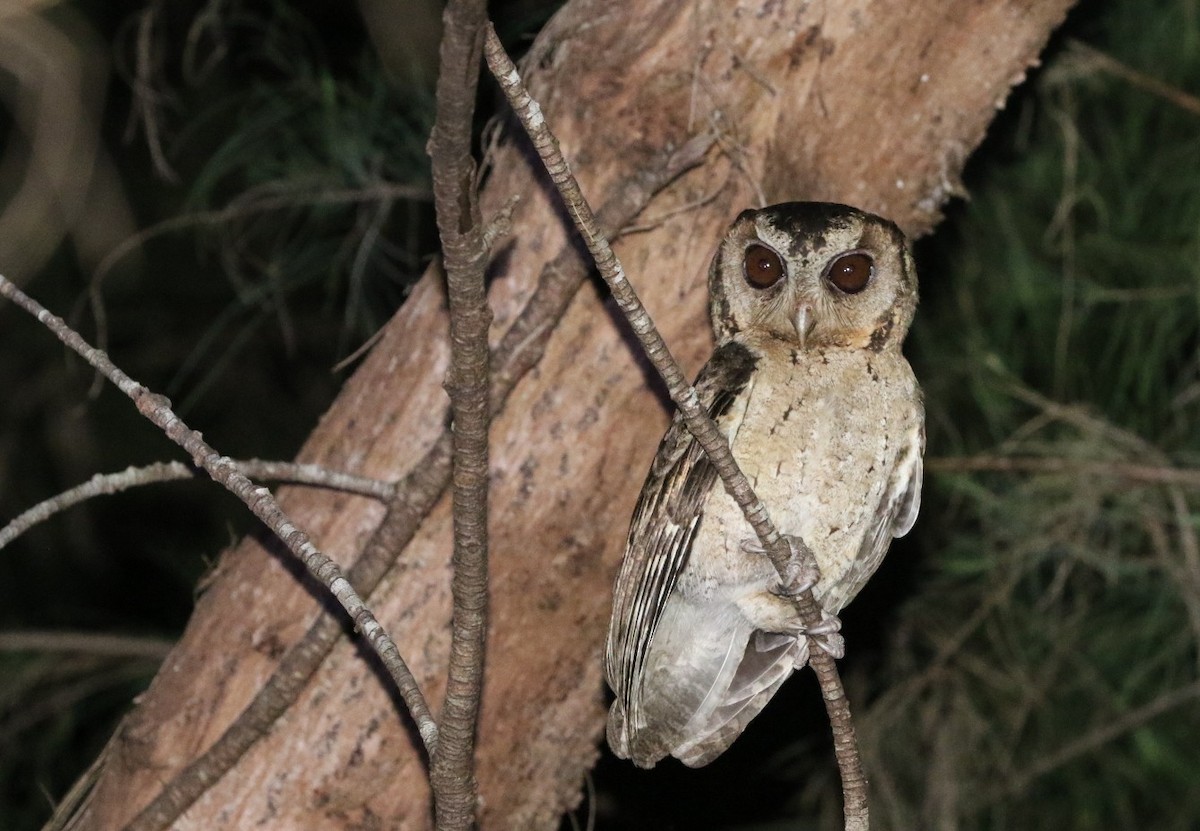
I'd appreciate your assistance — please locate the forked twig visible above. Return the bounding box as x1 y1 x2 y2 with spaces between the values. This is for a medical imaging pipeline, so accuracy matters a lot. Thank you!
483 24 869 830
0 274 439 758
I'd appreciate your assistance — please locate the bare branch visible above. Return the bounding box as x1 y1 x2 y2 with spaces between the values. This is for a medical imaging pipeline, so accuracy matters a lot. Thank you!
92 181 431 287
1001 678 1200 798
234 460 396 498
1062 39 1200 116
484 25 868 830
124 0 178 182
0 661 153 748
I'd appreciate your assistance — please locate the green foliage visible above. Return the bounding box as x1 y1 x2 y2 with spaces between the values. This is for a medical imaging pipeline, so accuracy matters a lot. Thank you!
160 0 437 392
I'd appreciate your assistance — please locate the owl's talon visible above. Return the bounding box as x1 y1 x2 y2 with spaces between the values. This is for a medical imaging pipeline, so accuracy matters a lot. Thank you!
813 631 846 659
742 533 820 597
803 611 845 659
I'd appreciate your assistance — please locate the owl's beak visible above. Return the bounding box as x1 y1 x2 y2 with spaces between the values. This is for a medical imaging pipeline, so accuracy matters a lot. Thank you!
793 305 815 348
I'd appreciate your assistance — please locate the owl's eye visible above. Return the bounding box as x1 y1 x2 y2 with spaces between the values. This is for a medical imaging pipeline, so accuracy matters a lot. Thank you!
825 252 873 294
743 244 786 288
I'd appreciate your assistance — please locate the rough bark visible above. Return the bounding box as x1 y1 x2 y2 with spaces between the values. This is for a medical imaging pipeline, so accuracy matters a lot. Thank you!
75 0 1074 828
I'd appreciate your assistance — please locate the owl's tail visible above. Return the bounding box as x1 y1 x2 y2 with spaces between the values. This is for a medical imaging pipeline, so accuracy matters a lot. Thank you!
672 629 806 766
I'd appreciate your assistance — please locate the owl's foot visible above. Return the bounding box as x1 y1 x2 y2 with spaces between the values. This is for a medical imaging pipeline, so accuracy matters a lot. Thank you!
804 611 845 659
740 533 820 597
740 534 845 659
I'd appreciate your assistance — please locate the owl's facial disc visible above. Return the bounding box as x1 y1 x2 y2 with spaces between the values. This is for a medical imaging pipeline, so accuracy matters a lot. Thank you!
709 202 916 348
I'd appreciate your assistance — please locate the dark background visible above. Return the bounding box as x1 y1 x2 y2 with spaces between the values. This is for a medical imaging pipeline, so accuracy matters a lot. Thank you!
1 1 1198 828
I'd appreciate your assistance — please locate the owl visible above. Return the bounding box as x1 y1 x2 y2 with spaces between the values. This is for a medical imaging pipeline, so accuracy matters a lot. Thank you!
604 202 924 768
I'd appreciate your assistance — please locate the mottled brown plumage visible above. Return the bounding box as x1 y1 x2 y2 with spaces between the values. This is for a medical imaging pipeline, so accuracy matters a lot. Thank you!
605 202 924 768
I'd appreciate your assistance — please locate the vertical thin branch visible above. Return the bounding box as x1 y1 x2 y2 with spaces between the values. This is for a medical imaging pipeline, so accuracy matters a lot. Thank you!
483 26 869 829
428 0 492 828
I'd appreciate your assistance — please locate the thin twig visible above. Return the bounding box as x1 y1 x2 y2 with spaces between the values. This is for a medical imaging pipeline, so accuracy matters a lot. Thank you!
1066 39 1200 117
0 274 439 754
926 455 1200 488
92 181 431 288
126 1 178 183
82 179 433 398
0 630 174 660
0 460 394 552
1142 508 1200 669
483 25 869 830
0 662 155 746
1001 678 1200 797
1002 380 1160 459
619 176 728 236
427 0 492 827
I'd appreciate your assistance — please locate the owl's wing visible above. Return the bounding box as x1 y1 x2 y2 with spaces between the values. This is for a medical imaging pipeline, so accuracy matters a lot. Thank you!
604 341 757 749
825 412 925 614
881 417 925 539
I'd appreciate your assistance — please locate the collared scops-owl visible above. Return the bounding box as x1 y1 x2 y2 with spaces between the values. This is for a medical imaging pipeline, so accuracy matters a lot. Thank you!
605 202 925 768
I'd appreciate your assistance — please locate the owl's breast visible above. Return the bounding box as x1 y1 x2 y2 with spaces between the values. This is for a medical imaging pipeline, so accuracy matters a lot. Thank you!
689 342 919 613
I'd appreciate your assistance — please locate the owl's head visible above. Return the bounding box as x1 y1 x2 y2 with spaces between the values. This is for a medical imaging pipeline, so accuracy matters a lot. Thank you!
708 202 917 351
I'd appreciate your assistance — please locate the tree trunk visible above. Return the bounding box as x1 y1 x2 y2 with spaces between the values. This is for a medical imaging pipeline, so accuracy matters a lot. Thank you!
74 0 1074 827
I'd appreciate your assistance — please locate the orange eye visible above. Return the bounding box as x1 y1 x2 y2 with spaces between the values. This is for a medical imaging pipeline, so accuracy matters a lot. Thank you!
825 252 873 294
743 244 785 288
